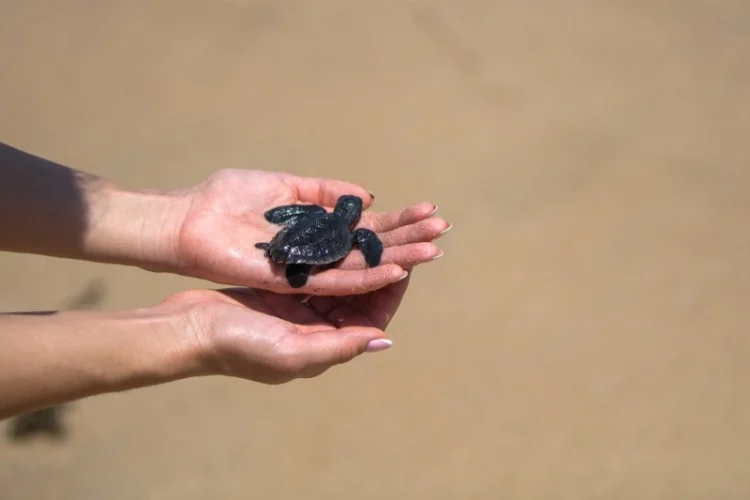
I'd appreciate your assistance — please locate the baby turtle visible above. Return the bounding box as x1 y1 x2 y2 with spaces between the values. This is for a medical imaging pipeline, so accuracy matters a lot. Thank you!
255 195 383 288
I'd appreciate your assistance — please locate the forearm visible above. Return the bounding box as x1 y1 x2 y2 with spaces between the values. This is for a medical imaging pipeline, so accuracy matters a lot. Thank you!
0 142 185 269
0 307 202 419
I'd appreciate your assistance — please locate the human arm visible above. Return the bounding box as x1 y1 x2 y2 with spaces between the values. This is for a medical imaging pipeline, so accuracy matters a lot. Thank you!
0 142 448 295
0 141 186 268
0 308 199 419
0 278 408 420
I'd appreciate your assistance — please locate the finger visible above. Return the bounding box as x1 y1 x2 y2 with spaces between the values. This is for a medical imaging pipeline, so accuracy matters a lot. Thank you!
215 288 279 316
163 288 265 310
305 269 411 330
267 263 408 296
291 327 392 375
379 218 452 247
359 202 438 232
254 289 332 330
349 273 411 329
306 296 376 329
283 174 374 209
336 242 443 270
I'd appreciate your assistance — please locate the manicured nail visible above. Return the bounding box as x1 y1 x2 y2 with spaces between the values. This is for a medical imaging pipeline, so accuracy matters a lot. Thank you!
365 338 392 353
439 223 452 235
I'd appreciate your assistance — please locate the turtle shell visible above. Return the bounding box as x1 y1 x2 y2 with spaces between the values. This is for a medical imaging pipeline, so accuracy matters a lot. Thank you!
266 211 353 265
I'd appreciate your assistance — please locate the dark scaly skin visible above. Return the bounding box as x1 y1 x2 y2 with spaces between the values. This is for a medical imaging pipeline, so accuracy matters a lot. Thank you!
264 204 327 226
254 195 383 288
266 211 352 265
285 263 313 288
352 227 383 267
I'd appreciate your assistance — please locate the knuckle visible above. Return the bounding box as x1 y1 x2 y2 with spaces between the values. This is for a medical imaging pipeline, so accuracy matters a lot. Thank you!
353 272 370 294
207 168 235 184
400 247 421 265
275 353 304 377
332 342 357 366
272 338 305 375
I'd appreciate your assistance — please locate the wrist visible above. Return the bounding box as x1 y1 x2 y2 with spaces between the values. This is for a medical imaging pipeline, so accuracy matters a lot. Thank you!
84 182 190 273
62 308 205 397
0 306 205 418
94 306 207 390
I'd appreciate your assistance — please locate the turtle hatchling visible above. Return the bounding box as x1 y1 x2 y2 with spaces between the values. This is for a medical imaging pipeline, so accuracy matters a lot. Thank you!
255 194 383 288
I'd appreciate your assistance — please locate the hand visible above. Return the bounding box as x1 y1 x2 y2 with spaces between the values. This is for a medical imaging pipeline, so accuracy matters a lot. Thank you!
1 144 448 295
0 276 411 418
159 275 412 384
163 169 449 295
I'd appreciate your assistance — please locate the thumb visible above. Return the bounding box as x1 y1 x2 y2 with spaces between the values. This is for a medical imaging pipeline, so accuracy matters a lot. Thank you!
293 328 393 375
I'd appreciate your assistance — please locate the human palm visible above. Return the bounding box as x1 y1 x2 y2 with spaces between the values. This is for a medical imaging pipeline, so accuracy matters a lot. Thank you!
173 169 448 295
163 274 410 384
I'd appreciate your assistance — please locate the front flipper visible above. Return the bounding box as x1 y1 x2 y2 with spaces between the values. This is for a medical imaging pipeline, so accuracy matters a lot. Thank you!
264 204 326 226
353 228 383 267
286 264 312 288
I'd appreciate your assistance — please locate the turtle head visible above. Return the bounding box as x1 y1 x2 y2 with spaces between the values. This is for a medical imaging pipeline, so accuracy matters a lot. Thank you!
333 195 363 226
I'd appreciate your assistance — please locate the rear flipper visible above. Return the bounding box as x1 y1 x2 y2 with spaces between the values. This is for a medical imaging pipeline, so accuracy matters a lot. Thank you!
353 228 383 267
264 204 326 226
286 264 312 288
255 242 270 256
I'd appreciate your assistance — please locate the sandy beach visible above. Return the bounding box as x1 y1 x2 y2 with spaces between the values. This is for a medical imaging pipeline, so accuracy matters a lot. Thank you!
1 1 749 498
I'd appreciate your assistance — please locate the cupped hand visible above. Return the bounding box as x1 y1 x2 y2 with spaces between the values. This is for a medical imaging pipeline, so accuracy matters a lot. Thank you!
167 169 449 295
160 275 411 384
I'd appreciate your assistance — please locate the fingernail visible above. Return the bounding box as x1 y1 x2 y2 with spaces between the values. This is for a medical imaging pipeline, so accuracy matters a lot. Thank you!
431 250 444 261
396 271 410 281
365 338 392 353
439 223 453 235
368 191 376 200
428 205 439 217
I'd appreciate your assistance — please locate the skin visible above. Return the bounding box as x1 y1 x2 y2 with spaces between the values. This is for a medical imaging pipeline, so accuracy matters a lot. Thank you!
0 143 449 419
0 142 450 294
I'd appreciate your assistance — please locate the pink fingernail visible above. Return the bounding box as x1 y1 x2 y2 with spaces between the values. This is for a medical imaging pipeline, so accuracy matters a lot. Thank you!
439 223 453 235
431 250 445 261
428 205 439 217
396 271 410 281
365 338 392 353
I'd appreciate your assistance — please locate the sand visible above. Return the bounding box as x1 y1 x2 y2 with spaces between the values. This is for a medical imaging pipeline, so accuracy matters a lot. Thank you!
1 1 749 498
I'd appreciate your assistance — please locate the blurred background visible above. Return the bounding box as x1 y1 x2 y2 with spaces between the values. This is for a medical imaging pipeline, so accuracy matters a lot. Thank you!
1 0 749 498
